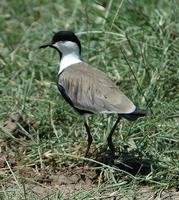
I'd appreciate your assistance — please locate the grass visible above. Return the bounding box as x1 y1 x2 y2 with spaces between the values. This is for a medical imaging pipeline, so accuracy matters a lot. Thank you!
0 0 179 199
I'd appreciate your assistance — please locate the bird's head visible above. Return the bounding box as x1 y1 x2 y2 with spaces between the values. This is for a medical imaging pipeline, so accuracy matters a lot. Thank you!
39 31 81 56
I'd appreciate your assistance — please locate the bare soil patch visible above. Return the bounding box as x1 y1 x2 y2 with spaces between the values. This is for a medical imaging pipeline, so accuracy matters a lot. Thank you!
0 113 178 199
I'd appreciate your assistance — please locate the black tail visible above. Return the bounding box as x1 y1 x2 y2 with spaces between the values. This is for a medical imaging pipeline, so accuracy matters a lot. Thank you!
120 107 146 121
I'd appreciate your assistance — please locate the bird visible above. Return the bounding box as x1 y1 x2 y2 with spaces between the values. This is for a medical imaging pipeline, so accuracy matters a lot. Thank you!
39 31 146 158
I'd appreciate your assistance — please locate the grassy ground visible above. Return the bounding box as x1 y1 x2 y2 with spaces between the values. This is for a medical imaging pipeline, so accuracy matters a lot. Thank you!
0 0 179 199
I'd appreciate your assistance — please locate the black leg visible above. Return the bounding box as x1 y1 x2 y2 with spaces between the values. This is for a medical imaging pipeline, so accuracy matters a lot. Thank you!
82 115 93 157
84 122 93 157
107 116 121 155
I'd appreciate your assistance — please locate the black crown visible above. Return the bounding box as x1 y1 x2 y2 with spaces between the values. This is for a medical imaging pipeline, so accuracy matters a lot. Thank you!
52 31 81 53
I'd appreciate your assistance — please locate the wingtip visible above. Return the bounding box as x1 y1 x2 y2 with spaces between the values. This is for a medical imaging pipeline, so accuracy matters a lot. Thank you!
120 107 146 121
134 107 147 116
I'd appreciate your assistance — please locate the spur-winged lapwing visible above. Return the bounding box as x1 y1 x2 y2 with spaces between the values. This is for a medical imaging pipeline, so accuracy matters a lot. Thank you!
39 31 146 157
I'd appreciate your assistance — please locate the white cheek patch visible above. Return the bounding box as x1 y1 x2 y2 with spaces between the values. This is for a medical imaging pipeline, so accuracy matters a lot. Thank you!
52 41 82 73
52 42 61 48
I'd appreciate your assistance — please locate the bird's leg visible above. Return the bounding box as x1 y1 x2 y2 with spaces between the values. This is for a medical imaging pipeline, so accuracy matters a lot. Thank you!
82 115 93 158
107 116 121 155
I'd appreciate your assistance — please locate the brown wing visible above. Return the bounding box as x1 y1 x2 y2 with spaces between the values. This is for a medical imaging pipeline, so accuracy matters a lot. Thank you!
58 62 136 114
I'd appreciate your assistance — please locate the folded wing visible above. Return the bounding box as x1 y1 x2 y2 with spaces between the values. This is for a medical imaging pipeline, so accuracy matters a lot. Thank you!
58 62 136 114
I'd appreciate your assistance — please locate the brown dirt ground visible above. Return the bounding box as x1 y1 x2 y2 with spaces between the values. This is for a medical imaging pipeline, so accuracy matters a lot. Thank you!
0 113 179 199
1 163 179 199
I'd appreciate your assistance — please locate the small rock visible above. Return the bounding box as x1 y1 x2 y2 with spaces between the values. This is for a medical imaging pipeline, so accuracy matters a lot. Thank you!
4 121 17 133
69 174 79 184
58 175 72 185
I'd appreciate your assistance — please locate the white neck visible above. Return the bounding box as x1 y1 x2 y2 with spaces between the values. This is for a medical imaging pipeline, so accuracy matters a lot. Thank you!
58 53 82 74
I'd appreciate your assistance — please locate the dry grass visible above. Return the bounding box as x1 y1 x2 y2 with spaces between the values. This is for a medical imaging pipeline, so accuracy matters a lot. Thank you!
0 0 179 199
